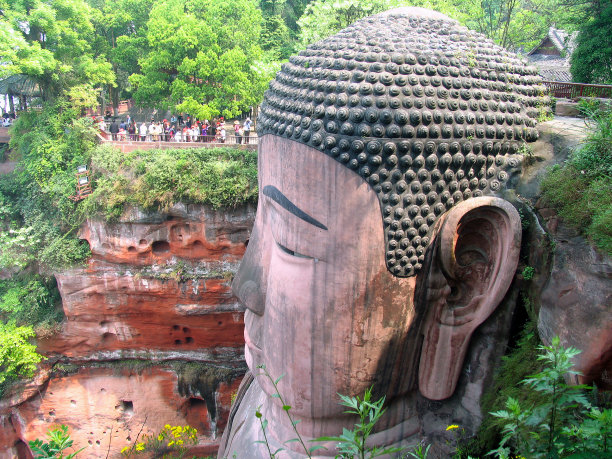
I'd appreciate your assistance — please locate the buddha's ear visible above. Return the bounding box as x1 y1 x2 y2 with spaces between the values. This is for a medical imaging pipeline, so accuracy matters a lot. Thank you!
418 197 521 400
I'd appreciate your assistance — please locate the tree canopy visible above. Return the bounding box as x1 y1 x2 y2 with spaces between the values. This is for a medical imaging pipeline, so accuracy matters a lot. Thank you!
128 0 271 119
570 0 612 84
0 0 115 108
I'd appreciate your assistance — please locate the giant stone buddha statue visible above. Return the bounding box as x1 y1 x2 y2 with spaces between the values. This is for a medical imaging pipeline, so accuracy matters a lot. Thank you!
219 7 545 458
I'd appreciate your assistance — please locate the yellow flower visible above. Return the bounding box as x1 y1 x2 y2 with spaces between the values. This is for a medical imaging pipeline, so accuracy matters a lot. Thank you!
120 446 129 454
168 440 175 447
135 443 145 452
446 424 460 431
157 434 164 441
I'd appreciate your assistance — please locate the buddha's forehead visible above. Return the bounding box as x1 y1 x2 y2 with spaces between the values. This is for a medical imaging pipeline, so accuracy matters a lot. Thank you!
257 8 545 277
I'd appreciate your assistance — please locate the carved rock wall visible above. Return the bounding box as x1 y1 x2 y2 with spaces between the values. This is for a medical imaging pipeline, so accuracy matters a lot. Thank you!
0 204 254 458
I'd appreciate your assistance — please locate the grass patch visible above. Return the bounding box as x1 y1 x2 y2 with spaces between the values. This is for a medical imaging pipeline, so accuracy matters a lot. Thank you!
540 106 612 256
83 145 258 220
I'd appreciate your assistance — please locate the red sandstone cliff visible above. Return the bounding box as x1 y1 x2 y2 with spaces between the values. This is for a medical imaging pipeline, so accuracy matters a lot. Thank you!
0 204 254 458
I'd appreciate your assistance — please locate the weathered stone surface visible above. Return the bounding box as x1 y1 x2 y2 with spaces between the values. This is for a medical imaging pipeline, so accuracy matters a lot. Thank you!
554 100 581 117
1 366 242 458
516 115 612 390
0 204 254 457
538 217 612 389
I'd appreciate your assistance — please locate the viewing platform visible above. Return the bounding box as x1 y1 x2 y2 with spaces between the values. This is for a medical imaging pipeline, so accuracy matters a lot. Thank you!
97 130 258 153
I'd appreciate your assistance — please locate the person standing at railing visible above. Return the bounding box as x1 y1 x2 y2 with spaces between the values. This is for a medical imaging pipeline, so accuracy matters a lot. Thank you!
109 119 119 141
191 124 200 142
139 122 147 141
243 117 251 144
220 125 226 143
234 120 242 144
128 122 136 141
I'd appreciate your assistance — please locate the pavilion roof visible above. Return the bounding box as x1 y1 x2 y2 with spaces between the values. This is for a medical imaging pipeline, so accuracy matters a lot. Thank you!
0 74 41 97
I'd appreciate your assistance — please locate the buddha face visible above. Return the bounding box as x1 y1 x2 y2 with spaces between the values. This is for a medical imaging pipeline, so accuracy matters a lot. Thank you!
233 135 522 421
233 135 420 419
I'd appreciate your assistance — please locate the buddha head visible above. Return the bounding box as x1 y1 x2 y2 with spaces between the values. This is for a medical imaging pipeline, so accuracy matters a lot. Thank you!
232 6 541 433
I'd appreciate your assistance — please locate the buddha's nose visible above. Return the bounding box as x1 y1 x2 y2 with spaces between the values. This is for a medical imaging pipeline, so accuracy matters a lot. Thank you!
234 278 265 315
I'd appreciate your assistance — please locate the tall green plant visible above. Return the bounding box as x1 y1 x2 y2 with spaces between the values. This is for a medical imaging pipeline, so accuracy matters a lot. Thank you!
488 336 611 458
0 322 44 394
314 388 403 459
29 425 85 459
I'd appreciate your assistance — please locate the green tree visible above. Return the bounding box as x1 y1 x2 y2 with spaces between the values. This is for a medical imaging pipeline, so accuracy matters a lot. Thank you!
0 0 115 108
129 0 270 119
570 0 612 83
0 322 43 390
86 0 154 114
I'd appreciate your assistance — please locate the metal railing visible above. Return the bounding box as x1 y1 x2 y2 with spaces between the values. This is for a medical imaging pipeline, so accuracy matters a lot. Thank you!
105 132 257 145
542 81 612 99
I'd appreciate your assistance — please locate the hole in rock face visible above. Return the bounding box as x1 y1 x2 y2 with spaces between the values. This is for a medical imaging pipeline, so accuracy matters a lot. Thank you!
120 400 134 416
88 440 93 445
183 327 190 333
152 240 170 254
102 332 116 342
14 440 28 457
166 215 175 221
70 400 76 406
185 337 194 344
139 239 147 245
175 339 182 345
172 325 180 330
192 240 204 248
127 246 137 253
217 321 223 326
96 440 100 446
188 397 205 408
244 238 250 247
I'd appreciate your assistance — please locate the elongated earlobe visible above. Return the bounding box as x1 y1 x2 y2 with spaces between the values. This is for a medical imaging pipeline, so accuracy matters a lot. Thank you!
418 197 521 400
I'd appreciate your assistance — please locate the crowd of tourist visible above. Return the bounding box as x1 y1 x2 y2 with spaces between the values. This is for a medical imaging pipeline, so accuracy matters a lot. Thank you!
99 114 253 144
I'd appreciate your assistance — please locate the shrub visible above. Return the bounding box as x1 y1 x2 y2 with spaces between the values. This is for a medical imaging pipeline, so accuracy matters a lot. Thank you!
488 337 611 458
83 145 258 219
0 322 44 394
29 425 84 459
0 275 63 336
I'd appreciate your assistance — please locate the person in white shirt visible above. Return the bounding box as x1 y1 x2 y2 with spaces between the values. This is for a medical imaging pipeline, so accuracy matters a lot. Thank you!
139 122 147 141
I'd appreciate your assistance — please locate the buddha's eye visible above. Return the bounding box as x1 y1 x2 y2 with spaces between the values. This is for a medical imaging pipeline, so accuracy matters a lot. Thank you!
276 241 313 259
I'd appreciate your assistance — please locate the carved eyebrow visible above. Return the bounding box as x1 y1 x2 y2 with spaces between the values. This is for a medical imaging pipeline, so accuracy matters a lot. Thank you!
263 185 328 231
